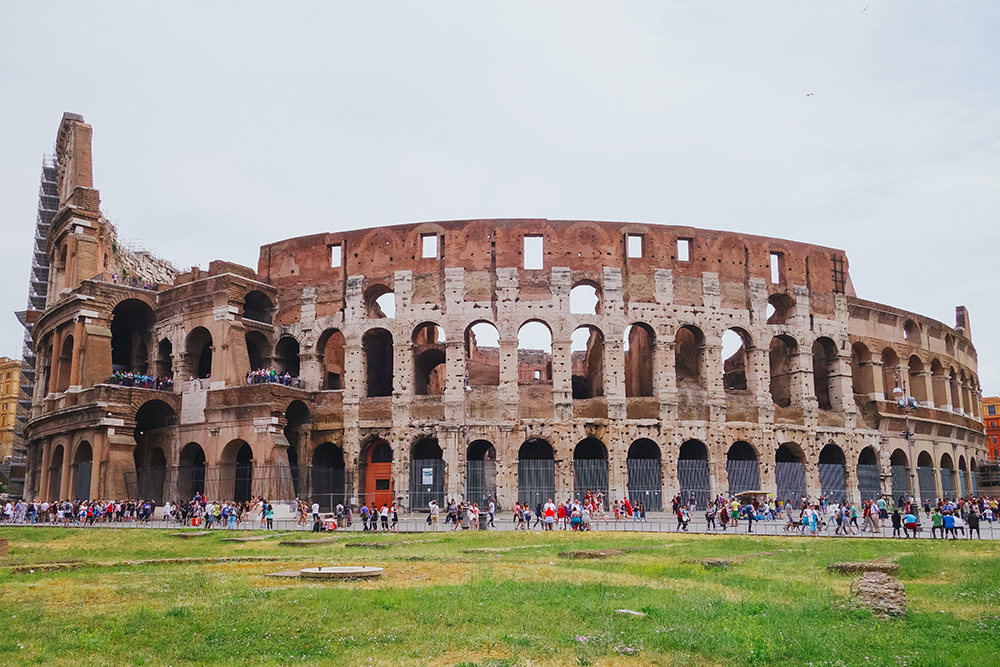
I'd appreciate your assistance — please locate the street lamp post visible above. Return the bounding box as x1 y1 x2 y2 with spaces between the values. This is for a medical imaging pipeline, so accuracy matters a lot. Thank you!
893 366 919 503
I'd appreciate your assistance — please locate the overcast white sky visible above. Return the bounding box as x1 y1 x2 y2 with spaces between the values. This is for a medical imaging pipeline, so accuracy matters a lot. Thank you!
2 2 998 392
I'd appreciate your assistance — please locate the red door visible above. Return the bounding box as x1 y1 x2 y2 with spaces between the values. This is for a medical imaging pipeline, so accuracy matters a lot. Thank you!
365 441 393 507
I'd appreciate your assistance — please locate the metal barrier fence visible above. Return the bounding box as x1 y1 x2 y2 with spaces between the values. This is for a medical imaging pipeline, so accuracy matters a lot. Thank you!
856 464 882 501
518 459 554 508
465 460 497 508
918 466 936 501
891 465 910 501
677 459 711 509
626 458 663 510
573 459 608 505
818 463 847 503
726 460 759 496
408 458 445 510
774 461 806 503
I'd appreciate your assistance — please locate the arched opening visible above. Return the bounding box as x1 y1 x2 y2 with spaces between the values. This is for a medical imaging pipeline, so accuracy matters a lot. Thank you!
812 337 837 410
186 327 213 379
818 444 847 503
413 323 446 396
916 451 936 502
318 329 346 390
850 343 874 397
908 355 928 404
856 447 881 501
361 439 393 508
518 438 554 507
154 338 173 379
363 328 394 397
678 440 711 508
134 399 176 502
574 437 608 503
903 319 921 345
220 440 254 503
517 321 552 384
930 359 948 409
245 331 270 373
767 293 794 325
242 290 274 324
274 336 301 378
571 326 604 399
774 443 807 504
569 282 600 314
769 335 797 407
726 441 760 496
890 449 910 503
626 439 661 510
284 400 311 498
940 452 955 500
56 334 74 392
675 325 705 386
311 442 345 512
949 368 961 414
624 323 654 397
111 299 154 374
48 444 64 499
364 285 396 318
722 328 751 391
958 455 968 498
409 437 444 509
178 442 207 499
466 440 497 505
72 441 93 500
465 322 500 387
881 348 899 401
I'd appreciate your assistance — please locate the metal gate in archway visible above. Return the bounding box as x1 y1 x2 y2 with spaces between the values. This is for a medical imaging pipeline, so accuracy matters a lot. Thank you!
856 464 882 501
818 463 847 503
940 470 954 500
726 460 759 497
917 466 936 502
891 465 910 503
774 462 806 504
465 459 496 506
678 459 711 509
958 471 967 498
74 462 92 500
518 459 554 508
574 459 609 506
626 458 662 510
409 458 445 510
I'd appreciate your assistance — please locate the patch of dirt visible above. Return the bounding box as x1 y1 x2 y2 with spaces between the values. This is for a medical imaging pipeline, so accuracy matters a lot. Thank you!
9 555 281 574
850 571 907 617
345 542 388 549
828 558 900 575
279 538 333 546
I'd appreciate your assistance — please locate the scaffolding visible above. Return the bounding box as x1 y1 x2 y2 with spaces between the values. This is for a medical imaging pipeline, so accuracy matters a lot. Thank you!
8 155 58 494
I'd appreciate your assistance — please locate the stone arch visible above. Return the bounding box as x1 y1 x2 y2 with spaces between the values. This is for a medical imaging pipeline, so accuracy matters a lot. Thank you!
111 299 155 374
767 293 794 325
409 437 444 509
274 335 301 377
571 325 604 399
573 437 608 503
154 337 173 379
284 400 311 497
317 328 346 390
939 452 956 499
626 439 661 510
958 455 968 498
769 334 798 407
916 450 936 502
903 319 921 345
517 320 552 383
850 342 874 397
466 439 497 505
722 327 752 391
678 440 711 509
413 322 446 396
245 331 271 372
818 443 848 503
569 281 601 315
311 441 345 511
880 347 900 401
890 449 910 502
72 440 93 500
48 444 65 500
242 290 274 324
186 327 213 379
364 283 395 319
465 321 500 387
856 446 882 501
726 441 760 496
363 328 394 397
624 322 655 397
56 333 74 392
518 438 554 507
930 358 948 408
907 355 928 404
812 337 838 410
360 438 393 508
675 325 705 387
220 439 254 503
133 399 176 499
774 442 807 504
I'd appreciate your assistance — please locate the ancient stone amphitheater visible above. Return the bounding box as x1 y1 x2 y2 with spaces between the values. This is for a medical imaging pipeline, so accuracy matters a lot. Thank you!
21 114 986 511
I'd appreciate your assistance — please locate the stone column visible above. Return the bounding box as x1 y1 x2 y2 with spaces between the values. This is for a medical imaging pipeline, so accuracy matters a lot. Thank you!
551 338 572 421
69 318 84 389
39 439 52 501
299 351 322 391
59 445 73 499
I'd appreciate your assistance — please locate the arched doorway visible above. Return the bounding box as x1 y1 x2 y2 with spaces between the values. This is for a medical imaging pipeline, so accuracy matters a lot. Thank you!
465 440 497 506
970 458 979 496
624 323 655 397
890 449 910 503
775 443 807 505
856 447 882 501
518 438 554 508
726 441 760 496
465 322 500 387
318 329 346 390
626 439 661 510
940 453 955 500
48 444 64 499
818 444 847 503
221 440 254 503
769 336 797 407
573 438 608 504
275 337 301 378
409 438 444 509
134 443 167 503
678 440 711 508
186 327 213 379
284 400 310 498
363 329 394 397
73 441 93 500
571 326 605 399
178 442 206 499
111 299 154 374
413 323 446 396
134 400 176 503
245 331 270 372
916 451 936 503
362 439 393 508
812 337 837 410
311 442 345 512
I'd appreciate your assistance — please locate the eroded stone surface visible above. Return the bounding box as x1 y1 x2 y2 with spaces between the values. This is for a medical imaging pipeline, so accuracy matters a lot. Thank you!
850 572 907 617
829 559 900 575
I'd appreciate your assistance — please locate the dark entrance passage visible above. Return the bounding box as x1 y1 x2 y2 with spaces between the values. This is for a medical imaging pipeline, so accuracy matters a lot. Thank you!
678 440 711 508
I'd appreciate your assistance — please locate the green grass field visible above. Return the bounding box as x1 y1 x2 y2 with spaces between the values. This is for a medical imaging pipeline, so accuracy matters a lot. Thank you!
0 527 997 666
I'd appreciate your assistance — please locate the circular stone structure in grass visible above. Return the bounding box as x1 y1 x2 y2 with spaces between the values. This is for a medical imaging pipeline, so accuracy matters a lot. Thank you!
299 566 383 580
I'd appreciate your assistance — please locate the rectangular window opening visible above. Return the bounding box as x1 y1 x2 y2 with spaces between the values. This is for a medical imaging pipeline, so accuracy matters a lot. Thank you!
770 252 782 284
988 404 996 416
421 234 439 259
627 234 643 258
677 238 691 262
533 370 541 380
330 244 342 268
524 236 543 270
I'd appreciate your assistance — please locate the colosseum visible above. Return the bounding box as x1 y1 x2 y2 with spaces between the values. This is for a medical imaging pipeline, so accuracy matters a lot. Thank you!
19 113 987 513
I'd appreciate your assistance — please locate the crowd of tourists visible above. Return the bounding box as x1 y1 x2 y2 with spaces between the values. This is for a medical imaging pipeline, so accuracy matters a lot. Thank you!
1 498 161 524
107 371 174 391
246 368 301 387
